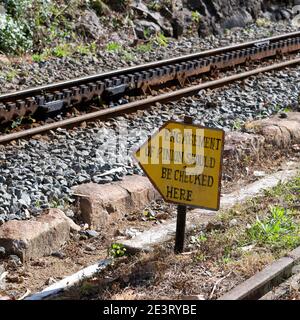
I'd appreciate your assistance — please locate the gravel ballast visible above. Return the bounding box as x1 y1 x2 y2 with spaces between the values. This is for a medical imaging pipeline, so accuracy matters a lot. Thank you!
0 66 299 223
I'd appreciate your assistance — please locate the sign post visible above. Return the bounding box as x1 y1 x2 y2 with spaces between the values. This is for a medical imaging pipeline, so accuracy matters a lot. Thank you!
134 115 224 254
174 116 193 253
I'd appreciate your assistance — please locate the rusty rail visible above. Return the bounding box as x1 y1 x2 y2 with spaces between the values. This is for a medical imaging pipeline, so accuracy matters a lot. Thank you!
0 31 300 124
1 57 299 144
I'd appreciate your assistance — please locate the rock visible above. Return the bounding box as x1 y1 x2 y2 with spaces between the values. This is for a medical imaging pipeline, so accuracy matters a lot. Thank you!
84 244 96 252
85 230 99 238
124 228 141 238
72 175 159 230
0 265 7 290
134 20 161 39
51 251 66 259
131 1 173 36
0 246 5 257
229 218 238 227
222 9 253 29
7 255 22 268
77 10 106 40
108 0 130 11
62 215 81 232
156 212 169 220
245 112 300 148
0 209 70 261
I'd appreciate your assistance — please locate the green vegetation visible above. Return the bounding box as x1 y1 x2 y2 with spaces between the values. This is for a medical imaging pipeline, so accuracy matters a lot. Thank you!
136 42 153 53
52 43 72 58
154 32 168 47
105 41 122 52
143 209 156 221
256 18 271 28
248 206 300 250
109 243 127 258
232 119 243 130
191 11 201 24
190 173 300 271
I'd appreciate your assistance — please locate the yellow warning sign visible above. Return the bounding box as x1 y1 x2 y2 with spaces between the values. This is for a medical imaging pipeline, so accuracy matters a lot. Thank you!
134 121 224 210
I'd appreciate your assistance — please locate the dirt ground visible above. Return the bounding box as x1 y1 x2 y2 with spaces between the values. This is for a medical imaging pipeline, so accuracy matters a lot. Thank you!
0 151 298 300
58 170 300 300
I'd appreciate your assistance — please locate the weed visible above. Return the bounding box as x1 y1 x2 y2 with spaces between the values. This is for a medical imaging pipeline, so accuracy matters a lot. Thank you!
6 69 17 81
232 119 243 130
109 243 127 258
136 42 153 53
52 43 72 58
190 232 207 247
191 11 201 24
155 33 168 47
143 27 151 39
32 54 43 62
10 117 23 129
122 51 134 62
256 18 271 28
247 206 300 250
106 42 122 52
143 209 156 221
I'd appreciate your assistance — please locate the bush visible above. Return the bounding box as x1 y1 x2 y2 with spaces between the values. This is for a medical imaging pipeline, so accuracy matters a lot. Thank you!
0 14 32 54
0 0 73 55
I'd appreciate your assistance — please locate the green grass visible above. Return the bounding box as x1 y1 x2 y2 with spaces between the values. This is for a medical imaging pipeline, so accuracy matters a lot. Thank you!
106 42 122 52
155 33 168 47
136 42 153 53
248 206 300 250
190 173 300 267
6 69 17 81
52 43 72 58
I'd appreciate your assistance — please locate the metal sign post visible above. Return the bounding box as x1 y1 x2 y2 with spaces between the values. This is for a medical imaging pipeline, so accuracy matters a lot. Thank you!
174 116 193 253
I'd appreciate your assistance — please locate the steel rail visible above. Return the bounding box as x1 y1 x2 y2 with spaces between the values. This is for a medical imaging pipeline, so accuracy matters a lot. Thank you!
1 31 300 101
1 57 299 144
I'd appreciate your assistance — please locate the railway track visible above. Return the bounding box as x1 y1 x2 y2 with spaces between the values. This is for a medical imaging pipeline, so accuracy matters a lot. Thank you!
1 31 300 129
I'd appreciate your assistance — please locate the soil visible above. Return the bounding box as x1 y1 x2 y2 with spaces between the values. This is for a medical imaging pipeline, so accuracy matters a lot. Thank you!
0 151 298 299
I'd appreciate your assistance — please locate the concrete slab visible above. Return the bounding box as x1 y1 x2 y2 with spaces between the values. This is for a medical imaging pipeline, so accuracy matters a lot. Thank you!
0 209 71 262
218 257 294 300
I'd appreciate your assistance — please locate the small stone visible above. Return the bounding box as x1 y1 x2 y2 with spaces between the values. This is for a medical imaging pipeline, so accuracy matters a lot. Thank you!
241 244 255 252
229 219 238 227
84 244 96 252
279 112 288 118
124 228 141 239
85 230 99 238
292 264 300 275
0 246 5 257
205 221 224 232
65 209 75 218
8 255 22 268
253 171 266 177
51 251 65 259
